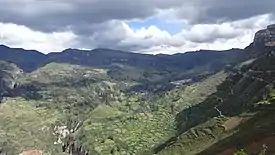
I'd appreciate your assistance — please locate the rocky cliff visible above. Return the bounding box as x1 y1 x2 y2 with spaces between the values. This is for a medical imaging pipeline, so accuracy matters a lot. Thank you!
0 61 23 101
254 24 275 46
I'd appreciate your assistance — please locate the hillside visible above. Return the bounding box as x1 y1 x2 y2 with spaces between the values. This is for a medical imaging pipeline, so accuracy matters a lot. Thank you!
0 61 229 155
153 26 275 154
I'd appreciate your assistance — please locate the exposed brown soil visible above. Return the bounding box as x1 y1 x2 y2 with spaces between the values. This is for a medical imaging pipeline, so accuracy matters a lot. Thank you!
222 117 243 131
19 149 43 155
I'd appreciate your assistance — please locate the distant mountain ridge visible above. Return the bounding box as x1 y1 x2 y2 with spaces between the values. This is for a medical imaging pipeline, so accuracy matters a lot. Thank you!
0 44 243 79
0 45 46 72
2 24 275 83
2 24 275 73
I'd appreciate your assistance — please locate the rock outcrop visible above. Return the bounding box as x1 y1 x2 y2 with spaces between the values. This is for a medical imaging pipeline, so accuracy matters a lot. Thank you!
0 61 23 101
254 24 275 46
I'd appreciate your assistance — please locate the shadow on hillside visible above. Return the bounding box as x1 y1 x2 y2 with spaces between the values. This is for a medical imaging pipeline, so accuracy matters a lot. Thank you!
126 72 216 95
153 71 267 153
126 82 176 94
9 78 98 100
197 111 275 155
9 83 43 100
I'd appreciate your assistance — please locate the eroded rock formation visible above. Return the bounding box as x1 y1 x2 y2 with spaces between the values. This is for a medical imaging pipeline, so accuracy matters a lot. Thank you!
254 24 275 46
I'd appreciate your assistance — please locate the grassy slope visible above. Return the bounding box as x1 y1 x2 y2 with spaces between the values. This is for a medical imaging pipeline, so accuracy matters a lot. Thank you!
81 107 176 154
78 72 228 155
0 61 227 155
2 62 176 154
156 47 275 155
196 48 275 155
0 98 65 155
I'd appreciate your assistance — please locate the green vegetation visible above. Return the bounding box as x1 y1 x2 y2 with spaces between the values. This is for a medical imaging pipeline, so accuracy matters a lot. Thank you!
81 108 175 154
0 98 64 155
0 59 229 155
156 47 275 155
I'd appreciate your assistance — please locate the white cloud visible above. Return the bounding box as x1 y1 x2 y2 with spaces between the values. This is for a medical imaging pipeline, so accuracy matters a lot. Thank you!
124 14 274 54
180 23 241 43
0 22 78 53
1 0 275 55
0 14 274 55
120 24 181 49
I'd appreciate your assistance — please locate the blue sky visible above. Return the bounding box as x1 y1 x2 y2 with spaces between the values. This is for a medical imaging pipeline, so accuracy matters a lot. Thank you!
127 17 182 35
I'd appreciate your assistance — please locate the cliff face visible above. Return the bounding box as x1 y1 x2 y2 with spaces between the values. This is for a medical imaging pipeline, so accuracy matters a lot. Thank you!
0 61 23 100
253 24 275 46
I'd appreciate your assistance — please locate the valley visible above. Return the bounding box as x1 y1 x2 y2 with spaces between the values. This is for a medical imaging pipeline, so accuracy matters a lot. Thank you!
0 24 275 155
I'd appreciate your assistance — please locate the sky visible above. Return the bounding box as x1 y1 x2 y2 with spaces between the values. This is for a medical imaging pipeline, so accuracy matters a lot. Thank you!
0 0 275 54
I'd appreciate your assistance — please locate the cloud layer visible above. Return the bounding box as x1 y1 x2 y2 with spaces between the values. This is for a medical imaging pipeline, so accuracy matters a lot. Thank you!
1 0 275 54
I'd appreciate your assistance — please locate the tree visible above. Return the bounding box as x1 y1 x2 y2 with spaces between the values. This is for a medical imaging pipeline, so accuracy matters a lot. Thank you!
234 149 247 155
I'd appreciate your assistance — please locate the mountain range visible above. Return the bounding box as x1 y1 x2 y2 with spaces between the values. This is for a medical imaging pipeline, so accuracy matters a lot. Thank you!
0 44 243 72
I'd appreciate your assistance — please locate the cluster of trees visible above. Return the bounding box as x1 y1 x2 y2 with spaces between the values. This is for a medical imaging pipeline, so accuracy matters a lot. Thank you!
234 145 267 155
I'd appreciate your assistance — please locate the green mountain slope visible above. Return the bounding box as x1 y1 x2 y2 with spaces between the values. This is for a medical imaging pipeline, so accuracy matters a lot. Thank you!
0 59 230 154
154 46 275 155
0 98 65 155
